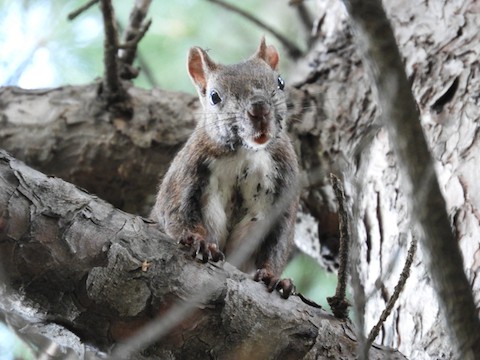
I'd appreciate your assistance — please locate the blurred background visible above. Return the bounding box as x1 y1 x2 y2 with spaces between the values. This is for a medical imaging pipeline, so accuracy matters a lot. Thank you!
0 1 338 359
0 0 308 91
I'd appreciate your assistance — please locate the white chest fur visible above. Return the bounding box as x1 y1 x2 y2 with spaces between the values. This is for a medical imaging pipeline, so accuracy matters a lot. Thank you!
202 148 276 255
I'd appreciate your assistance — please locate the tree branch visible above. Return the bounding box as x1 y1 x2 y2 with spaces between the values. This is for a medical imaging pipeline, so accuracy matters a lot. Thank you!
118 0 152 67
206 0 303 59
100 0 129 108
117 0 153 82
341 0 480 357
0 84 200 215
327 173 351 319
67 0 100 20
116 18 158 87
367 237 417 348
0 150 407 360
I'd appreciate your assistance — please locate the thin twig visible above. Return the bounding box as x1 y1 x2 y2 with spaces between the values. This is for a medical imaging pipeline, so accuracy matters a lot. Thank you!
341 0 480 357
118 19 151 51
116 18 158 88
100 0 127 104
119 0 153 68
367 237 417 348
67 0 100 21
327 173 351 319
206 0 303 59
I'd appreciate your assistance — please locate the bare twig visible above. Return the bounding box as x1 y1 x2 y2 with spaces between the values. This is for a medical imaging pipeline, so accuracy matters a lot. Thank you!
206 0 303 59
67 0 100 20
116 19 159 88
117 18 152 81
117 19 152 81
119 0 153 70
117 19 151 51
367 237 417 348
100 0 128 105
327 173 351 319
341 0 480 357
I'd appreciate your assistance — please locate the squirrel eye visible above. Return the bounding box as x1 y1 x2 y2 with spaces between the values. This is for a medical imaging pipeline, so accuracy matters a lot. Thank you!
277 75 285 90
209 90 222 105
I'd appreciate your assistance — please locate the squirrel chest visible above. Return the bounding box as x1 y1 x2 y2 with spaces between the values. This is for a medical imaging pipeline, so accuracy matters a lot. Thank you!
203 148 276 254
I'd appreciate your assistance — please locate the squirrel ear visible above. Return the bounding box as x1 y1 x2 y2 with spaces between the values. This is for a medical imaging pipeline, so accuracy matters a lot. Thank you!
187 47 217 95
253 36 279 70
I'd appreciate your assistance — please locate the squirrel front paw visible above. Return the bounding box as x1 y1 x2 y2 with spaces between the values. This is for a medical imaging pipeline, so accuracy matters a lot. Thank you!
254 268 295 299
179 232 225 263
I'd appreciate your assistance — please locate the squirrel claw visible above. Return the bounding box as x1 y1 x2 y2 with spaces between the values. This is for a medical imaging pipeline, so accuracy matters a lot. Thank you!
254 268 294 299
276 278 294 299
179 233 224 263
179 232 201 247
208 243 225 262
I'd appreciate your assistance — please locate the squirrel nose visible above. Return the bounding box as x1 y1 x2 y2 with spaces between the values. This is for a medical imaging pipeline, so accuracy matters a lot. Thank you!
247 100 271 122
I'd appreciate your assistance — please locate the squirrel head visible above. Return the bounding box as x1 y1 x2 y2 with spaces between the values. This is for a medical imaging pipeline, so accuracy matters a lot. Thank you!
187 37 288 150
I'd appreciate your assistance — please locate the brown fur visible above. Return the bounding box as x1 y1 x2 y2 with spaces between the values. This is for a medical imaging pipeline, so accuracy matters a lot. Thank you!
151 38 299 297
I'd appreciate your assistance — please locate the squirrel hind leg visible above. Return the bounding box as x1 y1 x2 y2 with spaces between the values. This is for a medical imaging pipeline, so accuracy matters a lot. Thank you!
254 268 295 299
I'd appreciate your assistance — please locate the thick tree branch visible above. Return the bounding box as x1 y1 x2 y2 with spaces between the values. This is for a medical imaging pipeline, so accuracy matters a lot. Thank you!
0 150 406 359
341 0 480 358
0 85 326 217
0 85 200 215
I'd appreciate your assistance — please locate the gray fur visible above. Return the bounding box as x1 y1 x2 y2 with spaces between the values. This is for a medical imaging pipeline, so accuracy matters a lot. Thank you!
151 40 299 277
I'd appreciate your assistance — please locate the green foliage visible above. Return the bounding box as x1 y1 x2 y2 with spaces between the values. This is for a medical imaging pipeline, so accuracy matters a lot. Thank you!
283 253 338 310
0 0 104 87
0 323 34 360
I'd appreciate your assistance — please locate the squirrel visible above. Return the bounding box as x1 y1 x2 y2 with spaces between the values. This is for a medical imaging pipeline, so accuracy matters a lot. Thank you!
150 38 299 299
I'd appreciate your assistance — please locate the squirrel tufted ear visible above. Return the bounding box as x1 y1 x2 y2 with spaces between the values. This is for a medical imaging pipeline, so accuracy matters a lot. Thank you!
253 36 279 70
187 47 217 95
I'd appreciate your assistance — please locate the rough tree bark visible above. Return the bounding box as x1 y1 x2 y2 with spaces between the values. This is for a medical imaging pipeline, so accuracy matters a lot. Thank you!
337 1 480 359
341 0 480 358
1 0 479 359
0 84 200 215
0 150 406 359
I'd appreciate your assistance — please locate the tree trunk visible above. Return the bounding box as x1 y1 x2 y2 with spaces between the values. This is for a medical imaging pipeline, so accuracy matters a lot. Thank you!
302 0 480 358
